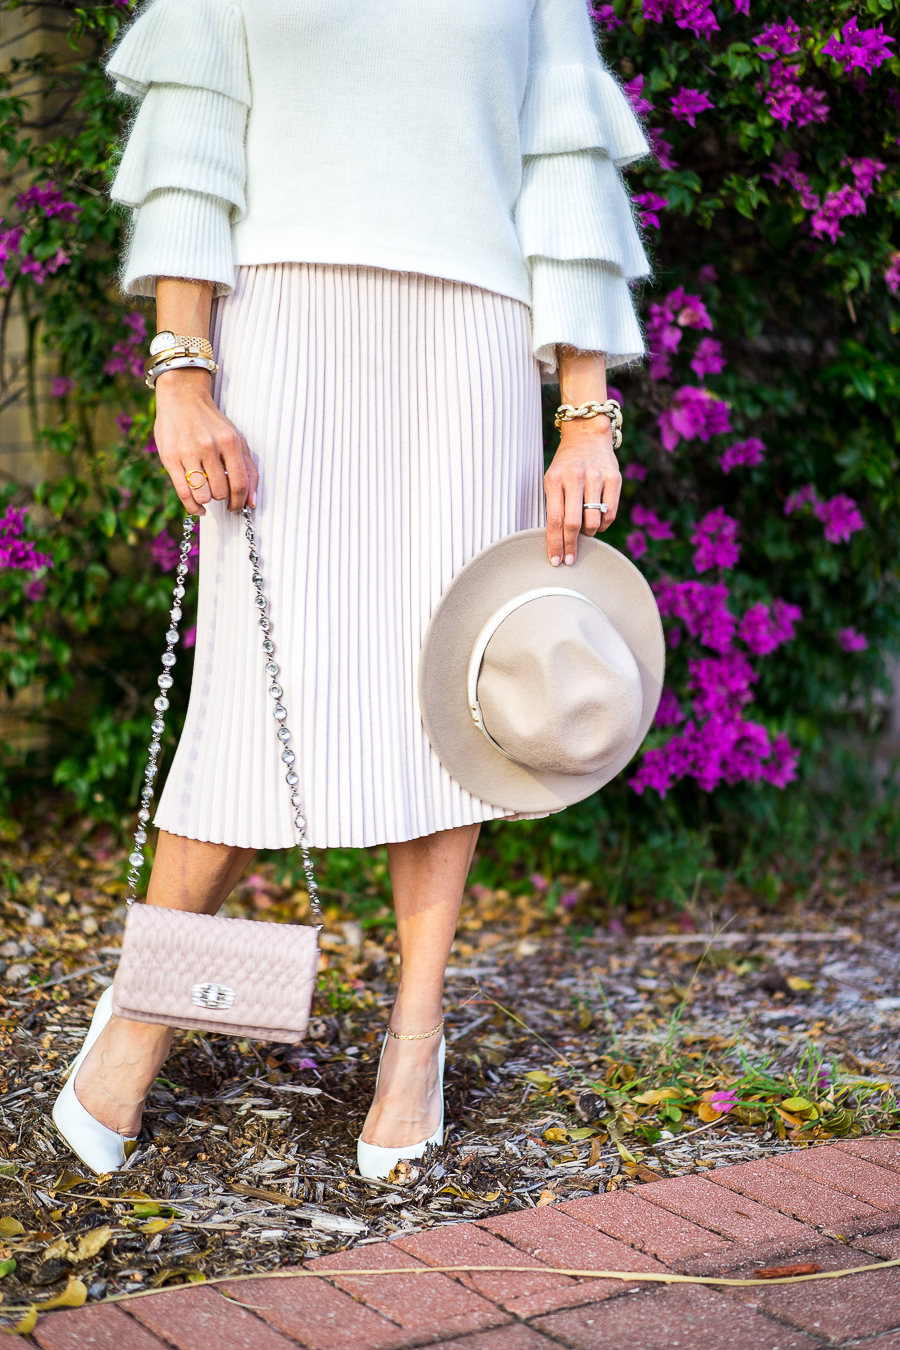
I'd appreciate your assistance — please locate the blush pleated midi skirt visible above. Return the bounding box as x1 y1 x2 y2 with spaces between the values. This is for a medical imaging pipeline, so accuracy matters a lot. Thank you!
154 263 545 850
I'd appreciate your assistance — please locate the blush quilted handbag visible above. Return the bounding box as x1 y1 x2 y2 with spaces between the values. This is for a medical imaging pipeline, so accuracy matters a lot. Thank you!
112 510 321 1044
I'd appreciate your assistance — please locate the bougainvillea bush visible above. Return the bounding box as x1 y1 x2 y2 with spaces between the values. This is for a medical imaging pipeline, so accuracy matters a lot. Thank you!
0 0 899 904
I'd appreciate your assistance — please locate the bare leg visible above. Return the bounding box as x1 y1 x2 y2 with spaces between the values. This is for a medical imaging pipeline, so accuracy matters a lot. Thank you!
73 832 255 1135
360 822 479 1148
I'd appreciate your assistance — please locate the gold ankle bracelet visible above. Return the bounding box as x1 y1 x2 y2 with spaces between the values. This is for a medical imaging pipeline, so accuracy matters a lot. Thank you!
386 1019 444 1041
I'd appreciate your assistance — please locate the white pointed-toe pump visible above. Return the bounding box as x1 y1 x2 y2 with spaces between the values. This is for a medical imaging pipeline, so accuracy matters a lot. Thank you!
51 985 139 1174
357 1021 446 1181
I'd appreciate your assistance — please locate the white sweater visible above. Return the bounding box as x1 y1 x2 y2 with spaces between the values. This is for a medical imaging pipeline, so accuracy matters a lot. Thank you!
107 0 650 373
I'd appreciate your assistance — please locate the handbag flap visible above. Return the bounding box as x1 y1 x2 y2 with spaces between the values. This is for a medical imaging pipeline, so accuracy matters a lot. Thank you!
112 905 319 1039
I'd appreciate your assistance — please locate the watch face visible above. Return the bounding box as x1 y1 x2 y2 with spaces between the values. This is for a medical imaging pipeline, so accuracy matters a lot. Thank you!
149 331 176 356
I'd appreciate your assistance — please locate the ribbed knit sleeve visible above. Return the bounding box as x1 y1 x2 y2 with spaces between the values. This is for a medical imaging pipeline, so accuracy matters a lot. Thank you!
106 0 249 297
518 0 650 377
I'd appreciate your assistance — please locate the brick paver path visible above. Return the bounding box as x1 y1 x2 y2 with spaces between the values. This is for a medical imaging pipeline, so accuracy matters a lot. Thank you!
31 1137 900 1349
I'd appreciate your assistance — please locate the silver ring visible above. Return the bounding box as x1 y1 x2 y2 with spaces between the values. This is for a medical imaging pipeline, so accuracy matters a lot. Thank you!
583 502 608 513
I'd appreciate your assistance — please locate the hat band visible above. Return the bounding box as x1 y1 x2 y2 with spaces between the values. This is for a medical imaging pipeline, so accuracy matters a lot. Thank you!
467 587 602 761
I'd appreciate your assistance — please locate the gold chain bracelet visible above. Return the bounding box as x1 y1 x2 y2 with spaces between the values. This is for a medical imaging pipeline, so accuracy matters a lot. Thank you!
555 399 623 449
386 1019 444 1041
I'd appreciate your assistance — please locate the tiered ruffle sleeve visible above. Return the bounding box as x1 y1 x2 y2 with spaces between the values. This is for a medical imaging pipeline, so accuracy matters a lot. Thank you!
106 0 250 298
518 0 651 375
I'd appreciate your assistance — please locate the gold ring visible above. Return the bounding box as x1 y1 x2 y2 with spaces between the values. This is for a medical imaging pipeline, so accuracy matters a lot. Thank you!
185 470 208 490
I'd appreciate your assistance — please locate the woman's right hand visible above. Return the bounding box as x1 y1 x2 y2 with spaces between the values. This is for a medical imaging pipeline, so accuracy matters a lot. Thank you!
154 367 257 517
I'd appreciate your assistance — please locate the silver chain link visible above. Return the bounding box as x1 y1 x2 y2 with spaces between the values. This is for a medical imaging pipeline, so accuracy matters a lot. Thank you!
125 510 322 930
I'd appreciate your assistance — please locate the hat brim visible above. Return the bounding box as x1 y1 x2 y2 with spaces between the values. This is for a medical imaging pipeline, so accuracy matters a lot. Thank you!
418 530 665 814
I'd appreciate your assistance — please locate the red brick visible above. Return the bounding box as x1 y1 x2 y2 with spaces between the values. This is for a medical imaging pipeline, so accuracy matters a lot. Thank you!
478 1206 665 1304
395 1220 592 1318
125 1286 297 1350
633 1174 825 1257
422 1328 559 1350
853 1335 900 1350
560 1189 736 1270
34 1305 168 1350
218 1273 419 1350
707 1156 885 1233
722 1242 900 1341
836 1135 900 1175
307 1240 509 1338
776 1145 900 1210
846 1227 900 1260
533 1283 823 1350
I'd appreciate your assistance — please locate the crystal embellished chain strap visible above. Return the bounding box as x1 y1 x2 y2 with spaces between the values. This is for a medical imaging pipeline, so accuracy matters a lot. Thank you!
125 509 323 930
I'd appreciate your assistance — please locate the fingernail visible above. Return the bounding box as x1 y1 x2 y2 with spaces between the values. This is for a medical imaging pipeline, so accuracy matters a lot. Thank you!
550 556 560 567
565 553 575 566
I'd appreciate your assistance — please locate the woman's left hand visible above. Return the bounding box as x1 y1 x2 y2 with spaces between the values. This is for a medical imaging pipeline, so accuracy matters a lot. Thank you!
544 416 621 567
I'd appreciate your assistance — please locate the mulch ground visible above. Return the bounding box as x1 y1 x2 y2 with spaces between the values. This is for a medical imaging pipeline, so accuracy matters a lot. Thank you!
1 816 899 1321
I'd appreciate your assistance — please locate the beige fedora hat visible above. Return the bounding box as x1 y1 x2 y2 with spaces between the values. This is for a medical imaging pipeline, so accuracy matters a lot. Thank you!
419 530 665 814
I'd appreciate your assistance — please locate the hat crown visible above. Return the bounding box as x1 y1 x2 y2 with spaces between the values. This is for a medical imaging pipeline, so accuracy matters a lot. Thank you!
476 593 643 776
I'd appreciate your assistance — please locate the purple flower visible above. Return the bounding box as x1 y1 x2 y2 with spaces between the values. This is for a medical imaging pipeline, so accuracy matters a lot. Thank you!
838 626 868 653
655 687 685 727
654 577 736 652
658 387 731 451
105 312 150 380
633 191 669 231
822 17 895 74
648 130 678 170
590 2 625 27
719 437 765 474
647 289 713 381
766 152 819 211
151 531 181 572
709 1089 739 1113
24 578 47 602
752 18 801 59
813 493 865 544
51 376 76 398
116 414 134 437
733 0 749 14
689 651 756 718
761 733 800 787
630 712 789 795
886 252 900 295
811 185 868 243
670 87 714 127
531 873 550 893
691 338 726 379
760 62 829 128
632 504 674 542
15 182 81 222
691 507 739 573
845 157 886 197
626 529 648 558
0 506 53 573
560 890 580 910
644 0 719 40
183 625 197 649
739 599 802 655
625 463 647 481
624 75 653 117
698 264 718 284
19 247 70 285
784 484 818 516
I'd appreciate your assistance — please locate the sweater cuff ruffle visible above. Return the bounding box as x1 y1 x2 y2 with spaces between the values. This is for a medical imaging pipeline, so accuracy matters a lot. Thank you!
530 258 645 377
106 0 250 105
121 188 236 298
517 149 649 282
520 63 649 167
